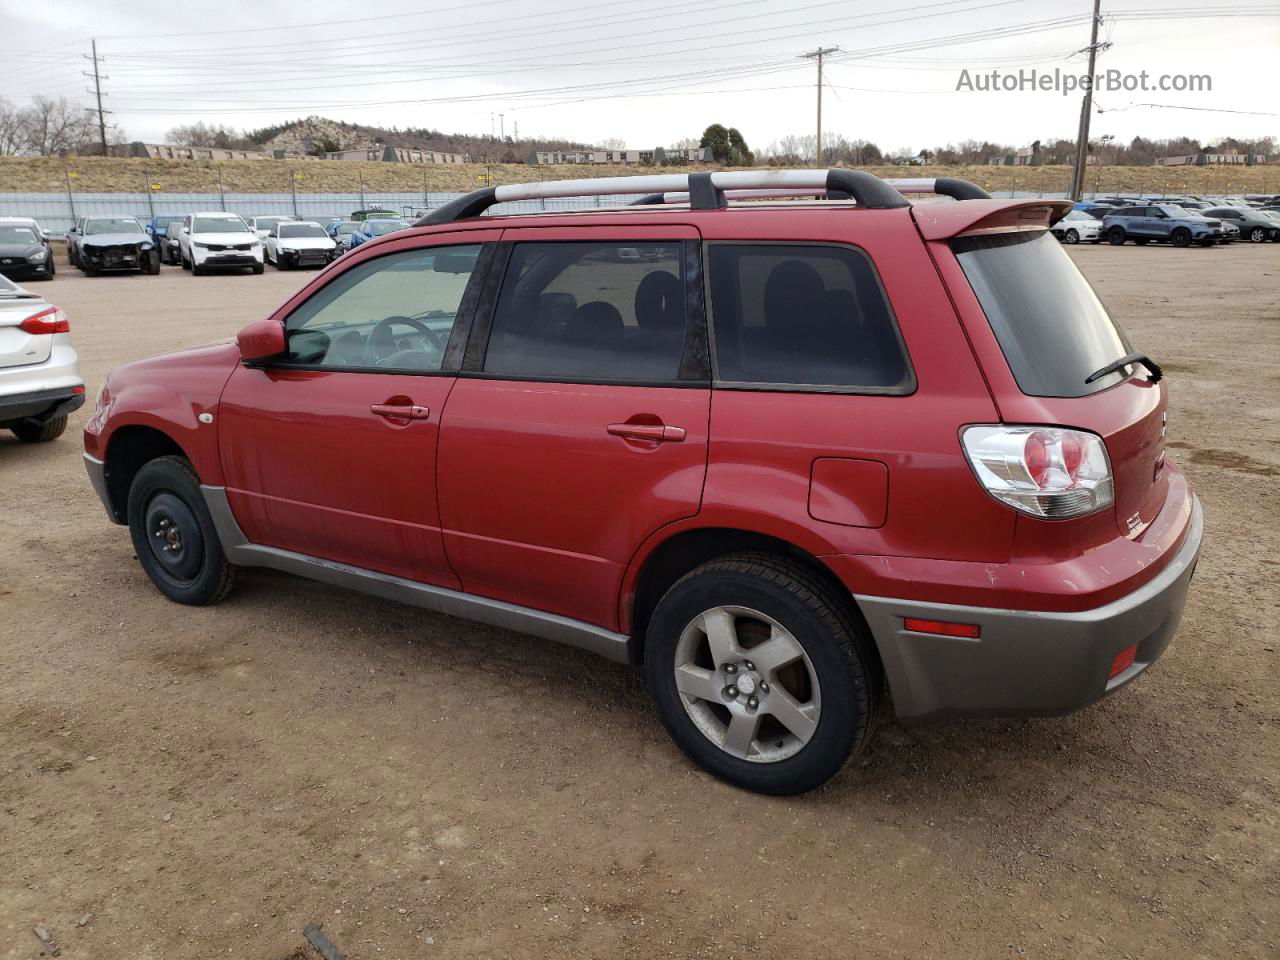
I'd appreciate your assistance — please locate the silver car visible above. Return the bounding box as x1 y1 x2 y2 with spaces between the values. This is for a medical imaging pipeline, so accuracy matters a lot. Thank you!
0 274 84 442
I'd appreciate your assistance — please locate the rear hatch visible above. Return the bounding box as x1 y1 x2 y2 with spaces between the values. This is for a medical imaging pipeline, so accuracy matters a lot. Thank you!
947 228 1168 537
0 284 53 370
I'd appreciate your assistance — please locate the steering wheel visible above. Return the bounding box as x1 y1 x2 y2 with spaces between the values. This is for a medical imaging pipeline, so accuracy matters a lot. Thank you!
366 315 448 364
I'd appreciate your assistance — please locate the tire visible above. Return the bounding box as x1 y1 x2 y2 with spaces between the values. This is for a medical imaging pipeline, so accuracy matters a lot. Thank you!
11 414 67 443
1249 227 1266 243
644 553 881 795
181 253 191 271
1171 228 1191 248
191 260 204 276
1107 226 1126 245
252 262 264 275
127 456 236 606
1064 228 1079 244
147 252 161 275
1134 238 1150 245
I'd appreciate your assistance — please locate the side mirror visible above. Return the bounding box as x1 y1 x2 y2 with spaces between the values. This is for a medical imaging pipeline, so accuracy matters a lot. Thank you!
237 319 286 363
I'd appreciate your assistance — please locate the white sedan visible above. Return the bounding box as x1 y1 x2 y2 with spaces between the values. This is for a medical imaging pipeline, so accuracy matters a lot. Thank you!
264 221 338 270
1051 209 1104 244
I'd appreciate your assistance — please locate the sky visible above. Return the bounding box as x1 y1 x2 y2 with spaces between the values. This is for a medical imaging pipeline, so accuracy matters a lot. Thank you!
1 0 1277 152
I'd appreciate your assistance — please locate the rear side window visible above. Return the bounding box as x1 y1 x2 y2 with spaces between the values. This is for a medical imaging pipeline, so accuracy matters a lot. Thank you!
706 244 911 391
483 242 689 382
952 231 1131 397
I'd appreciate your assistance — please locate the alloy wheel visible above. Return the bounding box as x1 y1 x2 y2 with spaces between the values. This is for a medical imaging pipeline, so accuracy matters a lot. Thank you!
672 605 821 763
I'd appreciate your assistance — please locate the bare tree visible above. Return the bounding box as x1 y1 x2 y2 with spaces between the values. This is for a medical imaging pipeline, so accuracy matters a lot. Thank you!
165 121 246 148
19 97 101 156
597 136 628 151
0 98 24 155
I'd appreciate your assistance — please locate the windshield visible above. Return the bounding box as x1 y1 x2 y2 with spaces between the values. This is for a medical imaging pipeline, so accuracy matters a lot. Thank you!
0 226 38 243
254 217 289 229
86 218 144 236
194 217 250 233
366 221 408 236
335 223 357 235
279 223 328 238
952 230 1131 398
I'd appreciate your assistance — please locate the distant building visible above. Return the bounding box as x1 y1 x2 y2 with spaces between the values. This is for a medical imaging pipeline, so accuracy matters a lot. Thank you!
122 142 272 161
1157 151 1266 166
530 146 711 165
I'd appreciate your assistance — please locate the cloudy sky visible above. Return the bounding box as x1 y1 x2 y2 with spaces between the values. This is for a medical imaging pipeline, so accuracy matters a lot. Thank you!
2 0 1276 151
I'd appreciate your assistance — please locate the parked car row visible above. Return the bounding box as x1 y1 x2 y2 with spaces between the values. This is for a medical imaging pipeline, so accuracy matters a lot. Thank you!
1059 197 1280 248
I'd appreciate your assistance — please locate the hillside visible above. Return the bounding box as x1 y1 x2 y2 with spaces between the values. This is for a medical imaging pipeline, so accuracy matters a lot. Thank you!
0 155 1274 196
247 115 588 162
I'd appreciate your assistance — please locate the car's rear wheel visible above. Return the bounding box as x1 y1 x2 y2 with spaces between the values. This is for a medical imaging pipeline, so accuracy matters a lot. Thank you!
11 415 67 443
1171 228 1192 247
1107 226 1127 245
1249 227 1266 243
127 456 236 605
644 554 880 795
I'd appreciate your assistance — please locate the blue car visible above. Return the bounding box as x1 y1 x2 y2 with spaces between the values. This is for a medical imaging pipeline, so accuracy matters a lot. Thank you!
349 219 409 249
326 220 361 252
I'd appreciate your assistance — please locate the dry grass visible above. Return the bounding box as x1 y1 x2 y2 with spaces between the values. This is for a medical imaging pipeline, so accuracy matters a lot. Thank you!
1 155 1276 196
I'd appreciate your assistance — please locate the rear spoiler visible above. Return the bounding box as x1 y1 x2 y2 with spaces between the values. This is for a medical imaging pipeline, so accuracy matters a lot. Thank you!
912 199 1073 241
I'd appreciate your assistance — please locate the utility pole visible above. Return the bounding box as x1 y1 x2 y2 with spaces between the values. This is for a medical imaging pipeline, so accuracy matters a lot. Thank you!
513 120 519 143
1069 0 1106 200
499 113 505 140
83 39 109 156
800 46 839 164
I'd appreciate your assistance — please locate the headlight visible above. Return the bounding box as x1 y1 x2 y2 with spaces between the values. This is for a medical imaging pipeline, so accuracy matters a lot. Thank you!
193 241 209 249
30 248 48 260
141 242 154 251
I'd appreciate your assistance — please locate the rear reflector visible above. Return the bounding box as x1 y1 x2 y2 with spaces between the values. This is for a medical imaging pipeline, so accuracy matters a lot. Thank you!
903 617 981 639
1109 644 1138 679
19 306 70 335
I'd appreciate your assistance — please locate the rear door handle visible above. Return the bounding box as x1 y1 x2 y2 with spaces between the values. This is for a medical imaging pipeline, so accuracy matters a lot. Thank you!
371 403 430 420
607 422 686 443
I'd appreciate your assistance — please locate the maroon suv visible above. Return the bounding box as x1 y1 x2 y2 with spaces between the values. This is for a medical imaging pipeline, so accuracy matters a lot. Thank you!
84 170 1202 794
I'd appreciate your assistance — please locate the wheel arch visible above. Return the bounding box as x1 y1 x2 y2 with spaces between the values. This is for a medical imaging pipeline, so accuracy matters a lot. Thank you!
623 526 867 666
102 424 190 524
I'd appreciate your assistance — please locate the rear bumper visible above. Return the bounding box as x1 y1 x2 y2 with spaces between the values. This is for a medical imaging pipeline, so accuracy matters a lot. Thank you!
856 495 1203 722
0 385 84 426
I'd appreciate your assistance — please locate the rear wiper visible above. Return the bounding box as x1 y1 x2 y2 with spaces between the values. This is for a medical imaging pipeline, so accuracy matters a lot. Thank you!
1086 352 1163 385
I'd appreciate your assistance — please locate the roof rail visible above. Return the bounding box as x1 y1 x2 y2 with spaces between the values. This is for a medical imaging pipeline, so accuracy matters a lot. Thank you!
414 168 910 226
885 177 991 201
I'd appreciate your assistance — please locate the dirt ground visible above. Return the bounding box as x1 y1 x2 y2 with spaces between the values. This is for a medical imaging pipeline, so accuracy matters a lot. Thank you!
1 242 1277 960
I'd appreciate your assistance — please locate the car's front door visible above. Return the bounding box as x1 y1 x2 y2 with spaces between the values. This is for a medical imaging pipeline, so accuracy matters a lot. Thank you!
436 226 710 629
218 230 499 586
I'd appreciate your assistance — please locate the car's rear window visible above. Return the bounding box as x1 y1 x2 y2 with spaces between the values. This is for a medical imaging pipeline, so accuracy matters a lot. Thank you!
706 244 911 392
952 230 1132 397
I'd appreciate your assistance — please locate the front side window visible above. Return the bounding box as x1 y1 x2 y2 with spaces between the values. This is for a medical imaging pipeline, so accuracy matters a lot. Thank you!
706 244 911 391
282 245 480 371
483 242 689 382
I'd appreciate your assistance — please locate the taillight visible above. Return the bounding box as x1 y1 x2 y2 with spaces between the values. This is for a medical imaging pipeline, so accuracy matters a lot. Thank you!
19 306 70 335
961 425 1114 519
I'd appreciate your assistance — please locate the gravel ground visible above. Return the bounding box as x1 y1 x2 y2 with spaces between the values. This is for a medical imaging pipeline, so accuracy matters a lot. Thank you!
1 243 1277 960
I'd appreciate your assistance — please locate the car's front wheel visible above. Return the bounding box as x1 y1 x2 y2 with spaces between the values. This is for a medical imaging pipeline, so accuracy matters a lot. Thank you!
1171 227 1192 247
644 554 880 795
1063 228 1079 244
127 456 236 605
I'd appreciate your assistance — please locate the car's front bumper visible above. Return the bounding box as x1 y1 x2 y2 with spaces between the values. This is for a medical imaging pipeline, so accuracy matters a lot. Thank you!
855 495 1203 722
83 452 118 522
0 258 53 278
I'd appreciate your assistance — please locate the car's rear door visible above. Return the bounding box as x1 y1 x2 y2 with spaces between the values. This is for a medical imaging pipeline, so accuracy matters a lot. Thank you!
435 225 709 629
218 229 500 587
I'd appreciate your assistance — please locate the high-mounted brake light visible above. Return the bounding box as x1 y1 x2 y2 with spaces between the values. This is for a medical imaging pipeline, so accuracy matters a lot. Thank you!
961 425 1114 519
19 306 70 335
